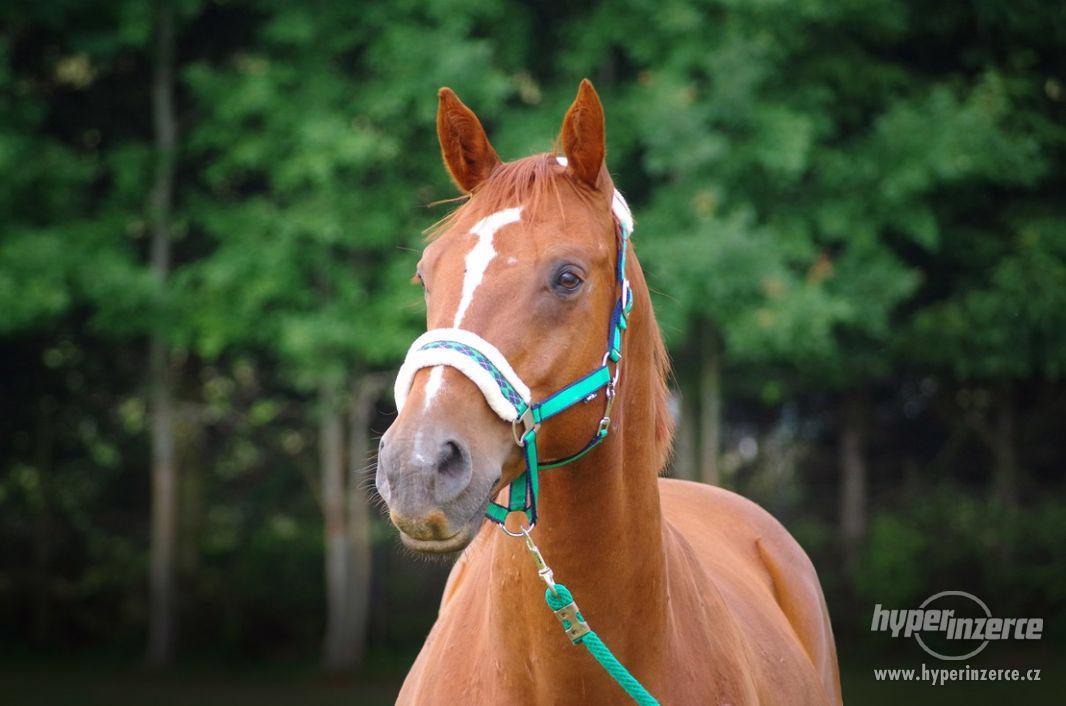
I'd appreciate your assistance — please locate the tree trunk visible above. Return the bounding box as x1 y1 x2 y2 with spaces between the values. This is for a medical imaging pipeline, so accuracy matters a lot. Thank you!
32 402 53 646
990 387 1020 563
340 374 388 671
672 388 698 481
147 0 178 668
991 387 1019 511
320 381 350 672
698 325 721 486
839 392 868 570
178 413 203 579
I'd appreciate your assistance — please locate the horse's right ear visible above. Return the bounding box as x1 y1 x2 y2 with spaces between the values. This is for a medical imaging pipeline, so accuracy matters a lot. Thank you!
437 88 501 193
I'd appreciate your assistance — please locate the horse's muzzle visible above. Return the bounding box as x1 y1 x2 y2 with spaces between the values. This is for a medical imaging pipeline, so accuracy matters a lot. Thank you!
376 423 492 553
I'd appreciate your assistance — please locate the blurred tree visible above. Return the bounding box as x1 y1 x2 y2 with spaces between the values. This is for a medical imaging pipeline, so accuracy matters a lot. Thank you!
908 220 1066 505
146 0 179 666
177 0 514 670
1 0 1065 673
549 0 1063 567
898 0 1066 516
0 0 184 661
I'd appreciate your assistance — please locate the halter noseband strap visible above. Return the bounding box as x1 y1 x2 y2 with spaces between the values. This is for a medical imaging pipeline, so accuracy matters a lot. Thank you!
394 190 635 529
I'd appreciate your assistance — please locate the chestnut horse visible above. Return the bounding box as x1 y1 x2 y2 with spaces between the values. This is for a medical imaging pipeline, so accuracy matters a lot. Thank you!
376 80 842 705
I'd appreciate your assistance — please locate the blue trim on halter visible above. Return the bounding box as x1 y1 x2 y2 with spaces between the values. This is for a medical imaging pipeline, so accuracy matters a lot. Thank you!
419 340 527 412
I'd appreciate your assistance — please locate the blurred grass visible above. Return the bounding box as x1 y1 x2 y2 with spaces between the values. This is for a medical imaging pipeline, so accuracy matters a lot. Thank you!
0 653 405 706
2 674 400 706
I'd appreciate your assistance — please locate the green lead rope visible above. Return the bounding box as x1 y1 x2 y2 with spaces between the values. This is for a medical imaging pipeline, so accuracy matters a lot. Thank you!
544 584 660 706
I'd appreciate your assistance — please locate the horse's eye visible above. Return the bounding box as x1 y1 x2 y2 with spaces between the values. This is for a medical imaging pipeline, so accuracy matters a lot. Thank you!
553 267 584 293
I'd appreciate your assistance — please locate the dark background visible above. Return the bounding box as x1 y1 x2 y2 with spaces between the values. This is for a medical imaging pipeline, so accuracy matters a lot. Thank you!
2 0 1064 703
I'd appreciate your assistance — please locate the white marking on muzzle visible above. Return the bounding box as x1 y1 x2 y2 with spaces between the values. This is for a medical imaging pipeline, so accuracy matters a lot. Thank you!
422 366 445 412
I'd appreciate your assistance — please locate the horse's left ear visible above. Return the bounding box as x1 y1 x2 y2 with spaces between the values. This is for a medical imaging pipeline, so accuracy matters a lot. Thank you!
560 79 607 189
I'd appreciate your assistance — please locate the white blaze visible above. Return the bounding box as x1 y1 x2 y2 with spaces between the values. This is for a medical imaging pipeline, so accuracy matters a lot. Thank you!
422 206 523 410
453 206 522 326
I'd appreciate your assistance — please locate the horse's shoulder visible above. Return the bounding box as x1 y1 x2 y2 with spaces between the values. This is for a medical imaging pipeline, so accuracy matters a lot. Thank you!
658 477 801 604
658 477 820 588
754 534 842 704
658 477 842 705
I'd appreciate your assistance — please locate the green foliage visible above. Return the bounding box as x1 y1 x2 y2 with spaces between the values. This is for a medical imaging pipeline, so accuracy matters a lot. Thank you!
0 4 163 341
855 511 929 608
571 1 1063 393
908 218 1066 380
1 0 1064 664
173 1 523 386
854 485 1066 642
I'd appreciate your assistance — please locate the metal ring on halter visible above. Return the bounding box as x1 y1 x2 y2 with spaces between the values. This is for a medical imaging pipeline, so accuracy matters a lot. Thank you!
498 515 535 538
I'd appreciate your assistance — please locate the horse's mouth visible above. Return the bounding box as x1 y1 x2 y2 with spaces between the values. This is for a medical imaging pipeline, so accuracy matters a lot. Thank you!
396 478 499 554
398 525 476 554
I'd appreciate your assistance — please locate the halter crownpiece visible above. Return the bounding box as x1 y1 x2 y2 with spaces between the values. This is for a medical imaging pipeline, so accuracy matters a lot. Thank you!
394 186 635 528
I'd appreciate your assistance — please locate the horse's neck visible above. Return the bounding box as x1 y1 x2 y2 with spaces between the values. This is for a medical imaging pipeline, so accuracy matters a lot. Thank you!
485 303 669 694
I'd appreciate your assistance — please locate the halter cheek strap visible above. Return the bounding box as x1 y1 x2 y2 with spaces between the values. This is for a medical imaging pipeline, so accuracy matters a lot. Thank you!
394 190 634 528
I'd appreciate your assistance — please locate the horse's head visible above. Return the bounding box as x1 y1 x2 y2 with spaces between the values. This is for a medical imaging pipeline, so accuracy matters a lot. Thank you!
377 80 624 553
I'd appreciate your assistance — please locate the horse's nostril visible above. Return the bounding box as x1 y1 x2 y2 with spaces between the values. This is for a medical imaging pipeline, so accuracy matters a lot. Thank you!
435 440 468 479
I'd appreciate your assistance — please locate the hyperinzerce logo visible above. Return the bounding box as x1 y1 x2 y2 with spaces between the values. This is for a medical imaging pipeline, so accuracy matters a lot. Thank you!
871 590 1043 660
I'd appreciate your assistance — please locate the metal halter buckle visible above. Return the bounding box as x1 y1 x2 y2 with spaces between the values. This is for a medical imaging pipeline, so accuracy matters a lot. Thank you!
498 523 557 594
597 380 617 436
511 407 539 447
